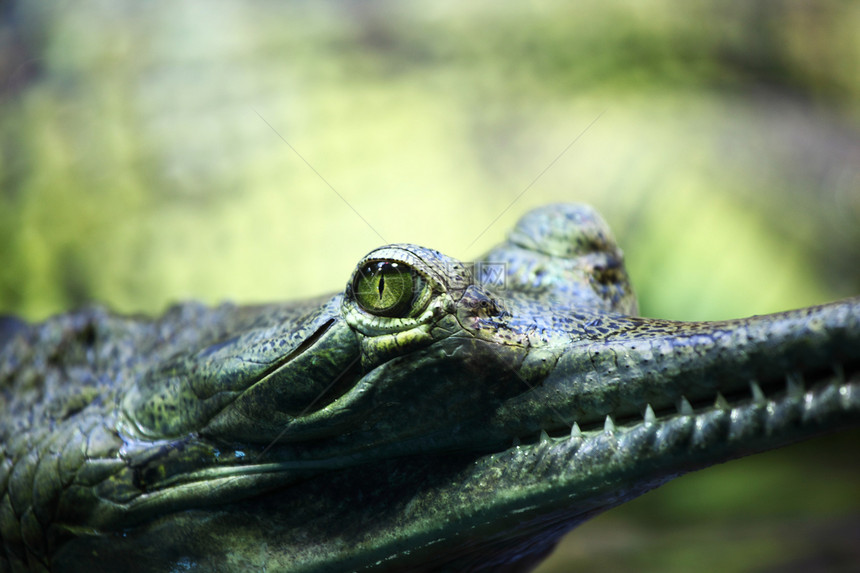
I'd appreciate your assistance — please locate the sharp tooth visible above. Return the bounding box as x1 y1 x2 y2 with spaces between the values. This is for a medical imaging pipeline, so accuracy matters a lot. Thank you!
570 422 582 439
644 404 656 425
750 381 766 402
786 372 804 396
714 392 730 410
540 430 550 443
604 415 616 433
678 396 694 416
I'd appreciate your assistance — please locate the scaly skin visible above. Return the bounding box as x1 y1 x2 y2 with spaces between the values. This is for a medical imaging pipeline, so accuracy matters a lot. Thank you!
0 204 858 572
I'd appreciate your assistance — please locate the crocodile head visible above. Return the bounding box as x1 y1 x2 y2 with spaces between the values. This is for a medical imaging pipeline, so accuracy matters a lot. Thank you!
2 204 858 572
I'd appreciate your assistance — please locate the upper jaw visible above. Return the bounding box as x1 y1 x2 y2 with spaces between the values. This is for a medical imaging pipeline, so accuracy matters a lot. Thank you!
488 297 860 443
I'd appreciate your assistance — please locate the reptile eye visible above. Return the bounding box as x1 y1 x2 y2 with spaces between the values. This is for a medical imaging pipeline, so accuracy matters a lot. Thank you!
353 261 415 317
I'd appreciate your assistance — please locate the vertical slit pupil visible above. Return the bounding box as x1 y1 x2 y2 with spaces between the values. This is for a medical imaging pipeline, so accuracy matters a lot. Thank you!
378 274 385 299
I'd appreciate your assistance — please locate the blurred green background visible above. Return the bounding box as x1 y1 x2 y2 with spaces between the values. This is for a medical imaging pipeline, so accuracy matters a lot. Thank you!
1 1 858 571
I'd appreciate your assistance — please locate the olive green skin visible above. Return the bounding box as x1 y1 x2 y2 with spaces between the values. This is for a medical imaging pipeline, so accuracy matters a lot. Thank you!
1 205 858 572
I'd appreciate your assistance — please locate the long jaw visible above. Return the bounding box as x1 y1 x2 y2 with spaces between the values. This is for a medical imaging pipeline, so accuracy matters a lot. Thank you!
295 351 860 573
325 299 860 570
104 298 860 532
60 363 858 573
51 284 859 572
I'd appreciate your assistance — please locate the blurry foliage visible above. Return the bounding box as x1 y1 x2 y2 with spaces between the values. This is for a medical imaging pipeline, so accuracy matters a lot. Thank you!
1 1 859 571
1 0 858 320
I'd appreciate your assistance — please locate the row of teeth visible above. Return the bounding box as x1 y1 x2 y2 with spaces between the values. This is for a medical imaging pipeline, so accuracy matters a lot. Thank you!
515 365 849 447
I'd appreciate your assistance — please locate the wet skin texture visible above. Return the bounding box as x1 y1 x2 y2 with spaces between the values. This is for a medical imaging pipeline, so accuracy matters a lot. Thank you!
0 204 858 572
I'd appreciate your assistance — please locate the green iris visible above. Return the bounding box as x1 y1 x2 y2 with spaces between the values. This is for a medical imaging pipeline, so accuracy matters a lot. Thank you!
353 261 414 317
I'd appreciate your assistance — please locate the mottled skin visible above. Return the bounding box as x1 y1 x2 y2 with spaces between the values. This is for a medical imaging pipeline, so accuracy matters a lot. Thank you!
1 204 858 572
